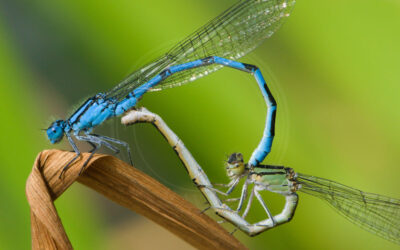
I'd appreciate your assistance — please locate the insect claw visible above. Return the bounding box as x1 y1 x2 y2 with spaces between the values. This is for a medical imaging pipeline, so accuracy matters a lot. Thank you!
58 170 66 180
230 228 238 235
200 206 211 214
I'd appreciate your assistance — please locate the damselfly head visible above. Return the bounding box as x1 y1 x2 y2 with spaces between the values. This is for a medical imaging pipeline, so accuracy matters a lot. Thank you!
225 153 245 178
46 120 66 144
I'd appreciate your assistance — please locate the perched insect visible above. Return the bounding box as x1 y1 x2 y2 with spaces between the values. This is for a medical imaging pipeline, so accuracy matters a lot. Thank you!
45 0 295 177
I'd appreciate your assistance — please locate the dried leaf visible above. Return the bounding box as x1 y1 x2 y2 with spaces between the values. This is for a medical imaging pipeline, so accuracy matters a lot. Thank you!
26 150 246 250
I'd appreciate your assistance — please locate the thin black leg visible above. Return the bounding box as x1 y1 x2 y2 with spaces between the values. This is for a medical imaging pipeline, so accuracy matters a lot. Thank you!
59 133 81 179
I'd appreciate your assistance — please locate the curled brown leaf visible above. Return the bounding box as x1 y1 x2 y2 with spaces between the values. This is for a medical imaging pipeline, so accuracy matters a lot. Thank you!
26 150 246 250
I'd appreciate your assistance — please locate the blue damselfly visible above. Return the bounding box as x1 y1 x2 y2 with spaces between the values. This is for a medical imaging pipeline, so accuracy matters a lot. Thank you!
45 0 295 177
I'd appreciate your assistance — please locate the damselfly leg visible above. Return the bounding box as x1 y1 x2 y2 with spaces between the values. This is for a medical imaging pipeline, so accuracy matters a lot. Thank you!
59 131 133 178
91 134 133 165
254 188 276 227
59 133 81 179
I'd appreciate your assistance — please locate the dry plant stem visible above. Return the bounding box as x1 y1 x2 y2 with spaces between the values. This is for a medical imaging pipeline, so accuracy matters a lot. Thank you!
26 150 246 250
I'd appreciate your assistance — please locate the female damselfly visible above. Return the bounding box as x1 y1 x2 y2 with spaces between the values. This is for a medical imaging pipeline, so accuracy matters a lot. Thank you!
122 108 400 244
205 152 400 245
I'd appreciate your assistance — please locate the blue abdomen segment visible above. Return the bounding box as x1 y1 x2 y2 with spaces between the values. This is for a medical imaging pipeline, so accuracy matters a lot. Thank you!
114 57 252 119
115 94 137 116
114 59 206 116
248 68 277 166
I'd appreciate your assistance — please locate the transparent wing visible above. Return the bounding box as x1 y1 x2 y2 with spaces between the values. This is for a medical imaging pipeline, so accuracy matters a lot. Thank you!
106 0 296 100
296 173 400 245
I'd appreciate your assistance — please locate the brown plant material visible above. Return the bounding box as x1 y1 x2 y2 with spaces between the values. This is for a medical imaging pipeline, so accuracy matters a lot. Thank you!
26 150 247 250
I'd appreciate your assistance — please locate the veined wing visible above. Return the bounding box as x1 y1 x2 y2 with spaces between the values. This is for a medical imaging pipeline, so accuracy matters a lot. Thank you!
296 173 400 245
106 0 295 100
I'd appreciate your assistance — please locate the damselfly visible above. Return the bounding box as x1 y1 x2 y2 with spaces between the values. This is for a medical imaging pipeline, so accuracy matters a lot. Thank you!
122 108 400 244
45 0 296 177
205 153 400 244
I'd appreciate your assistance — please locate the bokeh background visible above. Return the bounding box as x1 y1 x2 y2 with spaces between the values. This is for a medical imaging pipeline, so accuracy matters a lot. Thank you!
1 0 399 249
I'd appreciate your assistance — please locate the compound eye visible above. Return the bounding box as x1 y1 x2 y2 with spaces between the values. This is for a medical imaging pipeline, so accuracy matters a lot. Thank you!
52 128 56 133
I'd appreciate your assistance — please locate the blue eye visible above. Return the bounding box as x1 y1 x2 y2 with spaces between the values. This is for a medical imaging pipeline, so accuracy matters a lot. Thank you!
46 120 65 144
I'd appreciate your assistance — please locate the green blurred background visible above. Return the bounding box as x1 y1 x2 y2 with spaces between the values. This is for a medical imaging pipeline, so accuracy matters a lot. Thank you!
0 0 399 249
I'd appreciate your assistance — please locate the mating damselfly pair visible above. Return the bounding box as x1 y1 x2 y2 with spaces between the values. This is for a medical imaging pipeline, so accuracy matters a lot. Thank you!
45 0 400 245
